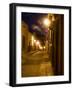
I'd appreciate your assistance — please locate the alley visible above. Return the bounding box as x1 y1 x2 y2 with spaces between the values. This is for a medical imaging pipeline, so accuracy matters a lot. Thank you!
22 50 54 77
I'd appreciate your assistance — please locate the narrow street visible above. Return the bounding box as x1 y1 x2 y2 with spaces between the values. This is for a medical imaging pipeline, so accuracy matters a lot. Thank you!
22 50 54 77
21 13 64 77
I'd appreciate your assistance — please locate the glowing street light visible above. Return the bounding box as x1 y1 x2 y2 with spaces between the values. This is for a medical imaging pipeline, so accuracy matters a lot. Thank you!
43 46 46 49
39 45 43 50
36 41 40 46
43 18 51 27
39 46 43 50
34 40 36 43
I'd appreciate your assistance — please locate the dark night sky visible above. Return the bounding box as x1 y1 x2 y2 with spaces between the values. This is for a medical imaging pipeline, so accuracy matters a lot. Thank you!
22 12 47 26
22 12 48 43
22 12 47 32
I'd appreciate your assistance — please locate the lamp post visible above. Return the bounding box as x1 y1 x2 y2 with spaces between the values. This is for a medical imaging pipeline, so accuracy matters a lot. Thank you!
43 15 55 60
43 17 51 54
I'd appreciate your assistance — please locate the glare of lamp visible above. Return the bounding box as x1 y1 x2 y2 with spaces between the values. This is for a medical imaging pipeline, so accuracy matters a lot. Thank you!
43 18 51 27
34 40 36 43
43 46 45 49
36 41 40 46
39 46 43 50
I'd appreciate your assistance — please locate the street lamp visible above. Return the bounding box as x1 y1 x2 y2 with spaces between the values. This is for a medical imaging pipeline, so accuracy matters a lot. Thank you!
39 45 43 50
36 41 40 46
43 18 51 28
43 46 46 49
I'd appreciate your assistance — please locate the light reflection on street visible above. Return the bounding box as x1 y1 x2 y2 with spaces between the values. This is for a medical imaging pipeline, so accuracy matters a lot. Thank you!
21 13 64 77
22 50 54 77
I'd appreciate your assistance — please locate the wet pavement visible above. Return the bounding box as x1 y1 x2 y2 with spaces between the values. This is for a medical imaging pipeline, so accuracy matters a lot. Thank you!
22 50 54 77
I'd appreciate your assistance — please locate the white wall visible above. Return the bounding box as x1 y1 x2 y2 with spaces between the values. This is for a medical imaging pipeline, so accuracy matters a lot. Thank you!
0 0 72 89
